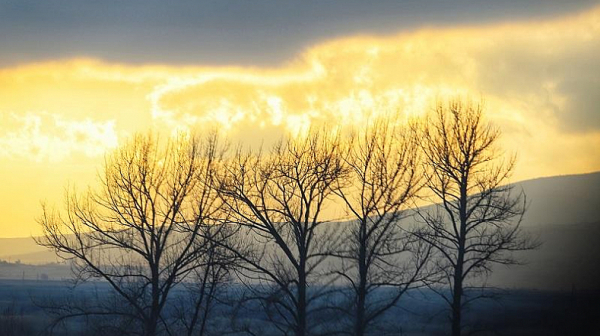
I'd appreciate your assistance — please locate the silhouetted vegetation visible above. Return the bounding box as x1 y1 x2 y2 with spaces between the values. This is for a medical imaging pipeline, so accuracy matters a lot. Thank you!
32 99 546 335
331 119 434 335
36 133 235 336
215 130 347 336
0 298 35 336
415 100 540 336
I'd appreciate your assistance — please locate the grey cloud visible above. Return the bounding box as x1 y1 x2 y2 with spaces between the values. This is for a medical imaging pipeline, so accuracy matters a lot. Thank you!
552 50 600 132
0 0 598 66
557 78 600 132
473 29 600 133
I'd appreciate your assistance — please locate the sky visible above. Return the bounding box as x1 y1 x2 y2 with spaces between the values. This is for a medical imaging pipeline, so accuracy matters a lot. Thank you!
1 0 599 237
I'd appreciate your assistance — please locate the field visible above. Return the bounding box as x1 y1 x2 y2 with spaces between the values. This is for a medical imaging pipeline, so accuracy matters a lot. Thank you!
0 279 598 336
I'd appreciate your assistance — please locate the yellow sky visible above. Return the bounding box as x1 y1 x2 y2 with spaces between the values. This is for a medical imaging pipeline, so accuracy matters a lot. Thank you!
1 6 600 237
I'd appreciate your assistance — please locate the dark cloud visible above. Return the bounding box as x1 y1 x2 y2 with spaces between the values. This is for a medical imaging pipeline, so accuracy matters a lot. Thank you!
471 30 600 133
0 0 598 66
555 56 600 133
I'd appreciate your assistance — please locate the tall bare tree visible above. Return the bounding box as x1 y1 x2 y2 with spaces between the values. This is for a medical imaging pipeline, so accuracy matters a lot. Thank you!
333 120 432 336
416 100 539 336
36 133 225 336
216 130 346 336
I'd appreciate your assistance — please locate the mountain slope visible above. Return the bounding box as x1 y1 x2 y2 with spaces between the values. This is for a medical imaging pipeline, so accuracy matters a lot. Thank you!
487 172 600 290
0 237 55 264
517 171 600 227
1 172 598 289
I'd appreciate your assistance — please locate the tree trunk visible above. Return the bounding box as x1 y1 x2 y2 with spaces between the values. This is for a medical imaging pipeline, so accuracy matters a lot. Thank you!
451 263 463 336
297 258 307 336
355 275 366 336
146 315 159 336
451 176 468 336
355 223 368 336
147 262 160 336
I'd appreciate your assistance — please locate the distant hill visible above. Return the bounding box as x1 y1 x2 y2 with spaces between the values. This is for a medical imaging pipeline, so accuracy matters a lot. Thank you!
0 237 59 264
1 172 598 289
0 260 71 281
487 171 600 290
516 171 600 228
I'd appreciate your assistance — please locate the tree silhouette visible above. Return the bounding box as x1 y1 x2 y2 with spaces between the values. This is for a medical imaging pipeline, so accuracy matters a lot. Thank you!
415 100 539 336
36 133 227 336
332 120 432 336
216 130 346 336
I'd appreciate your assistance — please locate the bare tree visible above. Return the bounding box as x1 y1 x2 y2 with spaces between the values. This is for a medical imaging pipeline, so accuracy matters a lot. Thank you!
36 133 225 336
415 100 539 336
332 120 432 336
216 130 347 336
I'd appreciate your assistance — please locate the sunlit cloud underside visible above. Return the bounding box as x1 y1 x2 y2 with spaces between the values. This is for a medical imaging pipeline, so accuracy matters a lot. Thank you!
1 6 599 237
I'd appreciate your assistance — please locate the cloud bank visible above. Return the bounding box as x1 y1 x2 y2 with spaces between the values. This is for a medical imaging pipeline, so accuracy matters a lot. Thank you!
1 0 597 66
1 5 599 236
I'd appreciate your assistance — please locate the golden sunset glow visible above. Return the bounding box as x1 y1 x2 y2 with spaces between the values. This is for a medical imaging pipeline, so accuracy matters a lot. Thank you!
1 5 600 237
